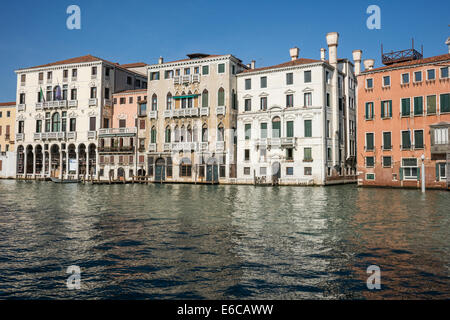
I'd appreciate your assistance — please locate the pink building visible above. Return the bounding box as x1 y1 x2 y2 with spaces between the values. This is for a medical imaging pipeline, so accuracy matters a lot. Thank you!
111 89 147 129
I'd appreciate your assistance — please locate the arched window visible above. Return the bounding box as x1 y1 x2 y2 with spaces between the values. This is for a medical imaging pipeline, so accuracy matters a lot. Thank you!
217 123 224 141
152 94 157 111
181 91 187 109
202 124 208 142
166 93 172 110
174 125 180 142
180 158 192 177
180 125 186 142
151 126 157 144
52 112 60 132
53 86 62 101
218 88 225 106
165 126 171 143
193 126 198 142
187 91 193 108
187 125 192 142
272 116 281 138
202 89 209 108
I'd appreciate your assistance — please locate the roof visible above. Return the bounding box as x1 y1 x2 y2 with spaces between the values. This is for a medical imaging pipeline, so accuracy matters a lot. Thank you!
17 54 147 76
120 62 148 68
113 89 147 95
0 102 15 107
241 58 323 74
164 54 223 64
362 53 450 74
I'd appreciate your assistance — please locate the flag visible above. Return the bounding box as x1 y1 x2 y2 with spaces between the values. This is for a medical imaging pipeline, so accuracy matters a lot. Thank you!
40 87 45 102
55 86 62 100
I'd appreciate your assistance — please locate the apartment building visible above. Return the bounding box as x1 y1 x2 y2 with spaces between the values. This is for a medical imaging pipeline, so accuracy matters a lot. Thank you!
142 54 247 183
236 32 358 185
14 54 147 179
0 102 15 153
357 41 450 189
98 89 147 181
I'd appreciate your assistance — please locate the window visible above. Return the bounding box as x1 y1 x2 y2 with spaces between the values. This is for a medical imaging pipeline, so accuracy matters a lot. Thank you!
166 93 172 110
366 78 373 89
61 111 67 132
366 156 375 168
286 148 293 161
45 112 50 132
383 156 392 168
401 158 418 180
414 71 422 82
72 69 77 78
151 127 157 144
401 98 410 116
260 123 267 139
260 76 267 88
194 67 200 74
304 120 312 137
244 167 250 175
244 149 250 161
151 94 157 111
272 117 281 138
71 89 77 100
401 73 410 84
218 63 225 74
440 66 449 79
286 73 293 85
365 102 374 120
366 133 374 151
202 90 208 108
89 117 96 131
90 87 97 99
383 76 390 87
286 94 294 108
218 88 225 106
180 159 192 177
245 124 251 140
304 148 312 161
381 100 392 118
91 67 97 76
326 93 330 107
127 76 132 85
327 148 332 161
304 167 312 176
129 97 133 104
304 71 311 83
35 120 42 133
286 167 294 176
441 93 450 113
105 67 110 77
414 130 424 149
383 132 392 150
202 65 209 75
139 120 146 130
51 113 60 132
401 130 411 149
260 97 267 110
426 95 436 115
21 74 26 83
434 127 449 145
47 72 52 80
70 118 76 132
436 163 447 181
244 99 251 112
165 70 173 79
120 97 126 104
19 93 25 104
286 121 294 138
245 79 251 90
150 72 160 81
366 173 375 180
414 96 423 115
119 119 126 128
304 92 312 107
427 69 435 80
184 68 190 75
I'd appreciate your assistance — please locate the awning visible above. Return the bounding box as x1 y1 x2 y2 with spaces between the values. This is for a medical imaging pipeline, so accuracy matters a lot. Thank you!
173 95 200 100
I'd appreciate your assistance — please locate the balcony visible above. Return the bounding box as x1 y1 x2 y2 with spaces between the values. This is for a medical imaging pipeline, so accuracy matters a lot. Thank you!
99 146 135 153
89 98 98 106
34 133 41 140
71 77 77 82
99 128 137 136
88 131 97 139
188 108 199 117
163 143 172 151
148 143 157 152
281 137 296 147
200 107 209 116
16 133 24 141
255 139 267 148
68 100 78 108
182 75 191 84
67 132 77 140
199 142 209 151
63 77 68 83
192 74 200 83
172 142 197 151
174 76 181 85
267 138 281 147
17 104 26 112
216 106 226 116
430 125 450 154
149 111 158 119
164 110 173 118
104 99 112 106
216 141 225 151
35 102 43 110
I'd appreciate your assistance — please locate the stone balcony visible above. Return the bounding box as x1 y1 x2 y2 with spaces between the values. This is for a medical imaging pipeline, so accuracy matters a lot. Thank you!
98 128 137 137
216 106 226 116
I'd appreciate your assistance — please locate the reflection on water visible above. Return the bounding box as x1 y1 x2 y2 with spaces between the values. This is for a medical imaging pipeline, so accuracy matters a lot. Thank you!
0 180 448 299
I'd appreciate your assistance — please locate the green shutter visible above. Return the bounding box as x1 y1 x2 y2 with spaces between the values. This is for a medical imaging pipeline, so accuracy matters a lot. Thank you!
417 167 420 181
287 121 294 137
304 120 312 137
381 101 385 118
441 94 450 113
365 103 369 119
400 168 403 181
218 89 224 106
272 121 281 138
260 123 267 139
389 100 392 117
436 163 440 181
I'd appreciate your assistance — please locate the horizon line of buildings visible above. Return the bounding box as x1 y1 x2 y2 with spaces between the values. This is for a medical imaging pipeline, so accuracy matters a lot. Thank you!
0 32 449 190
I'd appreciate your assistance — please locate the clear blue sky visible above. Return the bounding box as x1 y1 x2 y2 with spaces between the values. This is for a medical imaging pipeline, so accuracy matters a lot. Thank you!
0 0 449 102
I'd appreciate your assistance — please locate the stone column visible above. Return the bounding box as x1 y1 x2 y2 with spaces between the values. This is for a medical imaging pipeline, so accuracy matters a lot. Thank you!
32 151 36 178
66 152 70 179
49 151 52 178
43 151 47 177
24 151 28 176
76 150 79 178
59 151 63 180
87 151 90 179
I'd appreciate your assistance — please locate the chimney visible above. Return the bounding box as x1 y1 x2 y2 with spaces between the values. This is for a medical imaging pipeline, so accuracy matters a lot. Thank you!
326 32 339 65
251 60 256 69
246 63 251 69
158 57 164 64
290 47 299 61
320 48 326 61
352 50 362 76
446 37 450 54
363 59 375 70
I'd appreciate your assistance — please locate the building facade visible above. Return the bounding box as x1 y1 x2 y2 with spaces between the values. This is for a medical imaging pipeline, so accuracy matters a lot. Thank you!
98 89 147 181
0 102 16 153
357 46 450 189
142 54 247 183
236 32 358 185
14 55 147 180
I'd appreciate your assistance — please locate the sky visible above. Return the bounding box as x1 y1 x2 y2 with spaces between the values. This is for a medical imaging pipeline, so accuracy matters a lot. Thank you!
0 0 449 102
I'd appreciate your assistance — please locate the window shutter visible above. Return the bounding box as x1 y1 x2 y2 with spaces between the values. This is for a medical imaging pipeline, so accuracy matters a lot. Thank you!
389 101 392 117
436 164 440 181
287 121 294 137
381 102 385 118
417 167 420 181
365 103 369 119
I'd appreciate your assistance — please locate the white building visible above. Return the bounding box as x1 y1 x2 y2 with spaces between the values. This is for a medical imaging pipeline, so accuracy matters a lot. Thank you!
14 55 147 180
236 32 358 185
0 152 16 178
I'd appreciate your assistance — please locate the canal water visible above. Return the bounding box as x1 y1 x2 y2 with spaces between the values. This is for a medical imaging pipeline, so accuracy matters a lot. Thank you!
0 180 448 299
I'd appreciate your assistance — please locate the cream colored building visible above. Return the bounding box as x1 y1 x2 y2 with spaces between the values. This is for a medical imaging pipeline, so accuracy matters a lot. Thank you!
14 54 147 179
0 102 15 153
143 54 247 183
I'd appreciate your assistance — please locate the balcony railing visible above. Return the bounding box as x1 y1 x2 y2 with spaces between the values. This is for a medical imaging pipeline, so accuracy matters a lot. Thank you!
164 110 173 118
216 106 226 116
99 146 135 153
267 138 281 147
98 128 137 136
148 143 157 152
89 98 98 106
199 142 208 151
173 74 201 85
34 133 41 140
17 104 26 112
68 100 78 108
104 99 112 106
16 133 24 141
200 107 209 116
88 131 97 139
67 132 77 140
163 143 172 151
281 137 296 147
35 102 43 110
149 111 158 119
216 141 225 151
192 74 200 83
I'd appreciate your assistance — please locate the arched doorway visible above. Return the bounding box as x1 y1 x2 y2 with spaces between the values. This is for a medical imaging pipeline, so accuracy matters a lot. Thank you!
26 145 34 174
206 157 218 183
155 158 166 182
78 144 86 176
272 162 281 185
88 144 96 176
137 169 146 177
50 145 60 178
117 167 125 181
35 145 43 174
17 146 24 174
68 144 77 175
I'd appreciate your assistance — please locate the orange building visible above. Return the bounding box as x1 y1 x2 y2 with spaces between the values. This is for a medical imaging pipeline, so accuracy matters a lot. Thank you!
357 46 450 190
